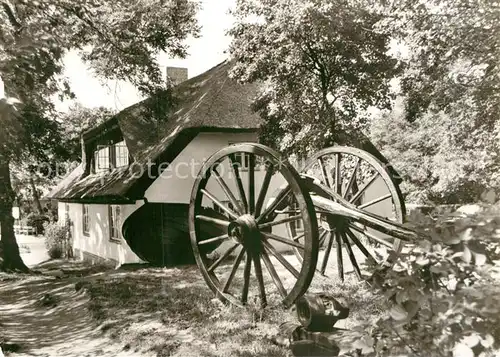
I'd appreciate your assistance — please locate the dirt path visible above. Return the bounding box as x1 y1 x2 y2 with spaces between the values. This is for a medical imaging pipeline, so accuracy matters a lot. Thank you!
17 235 50 268
0 273 150 357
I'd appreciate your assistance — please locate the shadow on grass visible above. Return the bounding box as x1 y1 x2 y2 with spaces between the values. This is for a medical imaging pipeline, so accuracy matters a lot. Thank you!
81 262 385 357
0 275 98 354
0 258 385 357
82 265 293 357
0 260 129 356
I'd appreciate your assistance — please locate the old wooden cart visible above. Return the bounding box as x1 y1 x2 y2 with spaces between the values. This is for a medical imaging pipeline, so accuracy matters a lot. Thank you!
189 143 420 308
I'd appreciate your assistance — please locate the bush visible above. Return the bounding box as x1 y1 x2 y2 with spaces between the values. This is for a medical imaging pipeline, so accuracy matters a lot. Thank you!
27 213 50 235
347 204 500 356
44 223 71 259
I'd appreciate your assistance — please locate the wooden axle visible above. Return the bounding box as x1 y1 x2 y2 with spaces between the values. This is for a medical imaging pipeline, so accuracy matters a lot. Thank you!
300 177 422 242
310 195 419 242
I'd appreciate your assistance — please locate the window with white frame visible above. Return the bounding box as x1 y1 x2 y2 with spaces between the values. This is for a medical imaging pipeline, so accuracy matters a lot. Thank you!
94 146 110 173
292 201 302 230
109 205 122 242
93 141 130 173
213 200 233 215
64 203 70 225
82 204 90 235
114 141 129 168
228 142 263 171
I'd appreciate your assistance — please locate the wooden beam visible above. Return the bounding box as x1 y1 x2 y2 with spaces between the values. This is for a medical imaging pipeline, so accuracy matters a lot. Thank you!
309 195 420 242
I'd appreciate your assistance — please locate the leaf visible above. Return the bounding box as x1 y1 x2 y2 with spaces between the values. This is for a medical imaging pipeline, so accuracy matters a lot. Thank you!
480 334 494 348
462 246 472 264
352 336 375 355
416 257 430 266
395 290 409 304
403 300 420 320
430 264 447 274
453 343 474 357
480 189 496 204
463 334 480 348
473 252 487 266
389 304 408 321
459 228 474 242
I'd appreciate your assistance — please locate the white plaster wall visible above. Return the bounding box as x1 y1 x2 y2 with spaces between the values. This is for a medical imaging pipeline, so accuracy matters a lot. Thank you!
145 131 262 204
57 201 66 225
61 201 145 265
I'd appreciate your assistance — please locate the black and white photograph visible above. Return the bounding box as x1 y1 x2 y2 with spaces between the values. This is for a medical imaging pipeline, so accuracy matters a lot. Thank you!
0 0 499 356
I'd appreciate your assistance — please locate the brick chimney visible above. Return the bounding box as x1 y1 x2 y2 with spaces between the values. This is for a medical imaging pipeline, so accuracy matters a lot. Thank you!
166 67 188 86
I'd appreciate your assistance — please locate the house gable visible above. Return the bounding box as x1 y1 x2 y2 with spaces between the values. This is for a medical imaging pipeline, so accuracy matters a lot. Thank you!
47 60 263 203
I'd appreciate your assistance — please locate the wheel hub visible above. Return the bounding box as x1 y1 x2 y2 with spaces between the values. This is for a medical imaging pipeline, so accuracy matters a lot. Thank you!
228 214 261 251
320 214 347 232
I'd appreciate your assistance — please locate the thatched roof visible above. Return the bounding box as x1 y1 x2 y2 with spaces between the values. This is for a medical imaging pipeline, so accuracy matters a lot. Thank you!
48 60 262 203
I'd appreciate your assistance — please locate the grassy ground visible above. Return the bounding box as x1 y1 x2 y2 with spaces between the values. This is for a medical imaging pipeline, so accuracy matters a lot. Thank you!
81 256 385 357
0 251 385 356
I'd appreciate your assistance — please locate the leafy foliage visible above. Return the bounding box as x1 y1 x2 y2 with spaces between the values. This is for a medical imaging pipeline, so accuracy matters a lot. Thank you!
44 222 70 259
377 0 499 126
369 0 500 204
0 0 200 270
348 205 500 356
229 0 398 156
1 0 200 158
60 103 116 161
370 103 500 204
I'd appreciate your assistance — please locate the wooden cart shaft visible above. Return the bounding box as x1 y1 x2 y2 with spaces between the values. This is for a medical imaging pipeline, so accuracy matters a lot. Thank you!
300 176 421 242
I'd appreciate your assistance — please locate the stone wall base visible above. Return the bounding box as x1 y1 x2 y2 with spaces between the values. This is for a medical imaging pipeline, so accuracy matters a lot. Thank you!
73 248 118 268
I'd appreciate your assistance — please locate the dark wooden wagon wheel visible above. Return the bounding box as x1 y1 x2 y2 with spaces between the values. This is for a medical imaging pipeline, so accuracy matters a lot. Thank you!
189 143 319 308
289 146 406 282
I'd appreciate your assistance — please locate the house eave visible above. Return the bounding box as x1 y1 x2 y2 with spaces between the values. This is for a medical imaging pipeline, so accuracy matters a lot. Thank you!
57 196 137 205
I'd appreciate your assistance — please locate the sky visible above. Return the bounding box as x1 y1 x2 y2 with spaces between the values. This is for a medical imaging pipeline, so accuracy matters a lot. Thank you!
55 0 236 113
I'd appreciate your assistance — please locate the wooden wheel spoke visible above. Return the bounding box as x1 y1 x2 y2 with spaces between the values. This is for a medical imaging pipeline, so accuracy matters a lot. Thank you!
292 232 305 242
357 193 392 210
262 232 305 250
241 251 252 304
212 168 245 215
201 189 239 220
198 234 229 246
292 146 405 288
348 223 393 248
345 228 377 264
223 248 245 293
252 251 267 307
262 240 300 279
256 187 291 223
349 172 379 204
248 154 255 214
229 154 248 213
340 231 362 280
335 231 344 282
318 157 331 187
261 249 287 298
259 214 302 229
343 157 361 199
196 215 230 228
208 243 238 272
318 229 330 247
191 143 320 309
255 163 274 217
334 153 342 195
320 232 334 275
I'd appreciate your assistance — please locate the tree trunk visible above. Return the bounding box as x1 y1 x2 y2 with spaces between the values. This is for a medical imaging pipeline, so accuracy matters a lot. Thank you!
29 174 43 214
0 157 29 272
